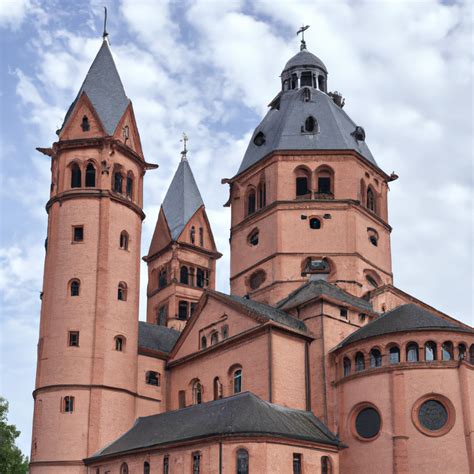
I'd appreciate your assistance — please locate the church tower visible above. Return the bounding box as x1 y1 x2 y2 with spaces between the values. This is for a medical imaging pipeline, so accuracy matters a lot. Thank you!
226 39 397 306
30 39 156 473
145 146 221 331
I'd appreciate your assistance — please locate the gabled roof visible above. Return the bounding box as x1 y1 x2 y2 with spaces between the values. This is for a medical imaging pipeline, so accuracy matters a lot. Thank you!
276 280 373 313
85 392 342 462
62 40 130 135
138 322 180 355
213 291 308 333
236 88 377 176
162 159 204 241
335 303 473 350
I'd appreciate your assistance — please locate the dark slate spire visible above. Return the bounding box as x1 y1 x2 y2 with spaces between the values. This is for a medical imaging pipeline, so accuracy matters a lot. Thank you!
61 39 130 135
162 157 204 241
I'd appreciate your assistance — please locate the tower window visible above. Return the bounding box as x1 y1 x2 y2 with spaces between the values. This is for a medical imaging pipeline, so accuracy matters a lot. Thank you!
180 266 189 285
296 177 310 197
249 269 266 290
158 267 168 289
68 331 79 347
237 449 249 474
309 217 321 229
157 305 168 326
257 180 266 208
120 463 129 474
355 352 365 371
304 116 317 132
117 282 127 301
291 73 297 89
442 341 454 361
70 279 80 297
115 336 124 351
389 346 400 364
120 231 129 250
253 131 266 146
178 301 188 320
210 331 219 346
163 456 169 474
340 308 348 318
63 396 75 413
370 348 382 368
199 227 204 246
247 189 256 215
248 229 259 246
368 228 378 246
221 325 229 339
233 369 242 393
113 172 123 193
192 382 202 405
73 226 84 242
300 72 313 87
367 187 376 213
71 163 81 188
321 456 332 474
146 371 160 386
126 173 133 198
190 226 195 244
192 452 201 474
406 342 419 362
196 268 206 288
201 336 207 349
85 163 96 187
293 454 302 474
318 75 327 92
318 177 331 194
81 115 90 132
143 461 150 474
343 357 351 376
366 275 379 288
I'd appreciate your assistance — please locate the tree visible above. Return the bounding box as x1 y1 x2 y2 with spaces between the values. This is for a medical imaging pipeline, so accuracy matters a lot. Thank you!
0 397 29 473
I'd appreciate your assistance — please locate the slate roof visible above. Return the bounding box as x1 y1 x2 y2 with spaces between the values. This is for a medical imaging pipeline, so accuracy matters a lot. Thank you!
138 322 180 354
62 40 130 135
283 50 327 73
162 158 204 241
237 87 377 176
276 280 373 313
86 392 341 461
213 290 308 333
335 303 473 350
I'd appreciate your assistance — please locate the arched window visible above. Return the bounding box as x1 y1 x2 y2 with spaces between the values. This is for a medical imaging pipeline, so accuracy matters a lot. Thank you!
442 341 454 361
81 115 90 132
163 456 169 474
117 282 127 301
291 73 297 89
355 352 365 372
370 348 382 368
247 228 259 246
316 167 334 195
247 189 256 215
71 163 81 188
196 268 205 288
146 371 160 386
257 181 266 208
295 167 311 198
126 172 133 198
85 163 96 187
406 342 419 362
201 336 207 349
304 115 317 132
321 456 332 474
115 336 124 351
70 279 80 297
458 343 467 360
120 231 129 250
178 301 188 320
367 187 376 213
120 463 128 474
470 344 474 364
193 381 202 405
190 226 196 244
113 171 123 193
424 341 437 361
389 346 400 364
158 267 167 288
213 377 222 400
343 357 351 376
180 266 189 285
210 331 219 346
237 448 249 474
233 369 242 393
221 325 229 340
143 461 150 474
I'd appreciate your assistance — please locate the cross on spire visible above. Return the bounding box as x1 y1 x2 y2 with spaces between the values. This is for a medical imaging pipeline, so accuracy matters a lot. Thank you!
297 24 310 51
102 7 109 41
180 132 188 161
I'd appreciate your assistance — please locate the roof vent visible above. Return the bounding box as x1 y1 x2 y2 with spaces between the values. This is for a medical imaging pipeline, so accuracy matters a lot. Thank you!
329 91 345 108
253 132 266 146
352 126 366 141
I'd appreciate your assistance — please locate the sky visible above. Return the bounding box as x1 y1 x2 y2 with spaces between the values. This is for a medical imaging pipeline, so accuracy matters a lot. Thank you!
0 0 472 458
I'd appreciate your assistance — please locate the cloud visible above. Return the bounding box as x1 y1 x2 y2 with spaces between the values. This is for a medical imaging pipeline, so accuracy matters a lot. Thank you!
0 0 31 30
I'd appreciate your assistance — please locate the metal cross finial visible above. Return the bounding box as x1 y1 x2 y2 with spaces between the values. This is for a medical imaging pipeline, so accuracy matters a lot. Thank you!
297 24 310 51
103 7 109 41
180 132 188 160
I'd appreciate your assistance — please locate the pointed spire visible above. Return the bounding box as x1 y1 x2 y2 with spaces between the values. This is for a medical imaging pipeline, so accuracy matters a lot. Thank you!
162 154 204 240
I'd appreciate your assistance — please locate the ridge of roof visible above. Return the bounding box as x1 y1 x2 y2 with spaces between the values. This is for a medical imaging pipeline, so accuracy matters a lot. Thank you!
162 159 204 241
138 321 180 355
334 303 473 350
61 40 130 135
85 392 342 462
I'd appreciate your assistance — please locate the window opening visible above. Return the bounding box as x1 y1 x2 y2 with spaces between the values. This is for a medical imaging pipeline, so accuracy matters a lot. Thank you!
406 343 419 362
146 371 160 386
192 452 201 474
213 377 222 400
117 282 127 301
296 177 310 197
190 226 195 244
343 357 351 376
84 163 96 187
178 390 186 408
178 301 188 320
321 456 331 474
248 229 259 246
355 352 365 371
247 190 256 215
355 407 381 439
309 217 321 229
180 266 189 285
158 267 167 288
221 325 229 339
249 270 266 290
68 331 79 347
370 349 382 368
442 341 453 360
196 268 205 288
126 174 133 198
143 461 150 474
64 396 74 413
389 346 400 364
73 226 84 242
81 115 90 132
459 343 467 360
113 172 123 193
234 369 242 393
318 177 331 194
367 187 376 212
293 454 302 474
163 456 169 474
120 463 129 474
70 280 80 297
157 305 167 326
253 131 266 146
193 382 202 405
71 164 81 188
120 231 129 250
210 332 219 346
237 449 249 474
424 341 437 361
340 308 348 318
115 336 124 351
201 336 207 349
304 116 316 132
199 227 204 246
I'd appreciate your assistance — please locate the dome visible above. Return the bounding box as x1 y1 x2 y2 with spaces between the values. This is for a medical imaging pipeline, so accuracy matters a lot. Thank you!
283 50 327 73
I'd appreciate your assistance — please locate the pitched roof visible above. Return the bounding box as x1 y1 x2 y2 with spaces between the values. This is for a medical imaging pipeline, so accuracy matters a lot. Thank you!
86 392 341 461
138 322 180 354
335 303 473 350
276 280 373 313
62 40 130 135
162 158 204 241
212 291 308 333
236 87 377 176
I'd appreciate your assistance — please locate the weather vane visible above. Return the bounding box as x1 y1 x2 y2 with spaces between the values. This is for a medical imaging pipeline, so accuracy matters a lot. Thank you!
297 24 310 51
180 132 188 160
103 7 109 41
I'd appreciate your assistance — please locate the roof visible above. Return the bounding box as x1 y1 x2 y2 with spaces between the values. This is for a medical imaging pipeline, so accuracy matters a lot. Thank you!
276 280 373 313
212 290 308 333
162 158 204 240
283 50 327 73
138 322 180 354
86 392 341 461
62 40 130 135
236 88 377 176
335 303 473 350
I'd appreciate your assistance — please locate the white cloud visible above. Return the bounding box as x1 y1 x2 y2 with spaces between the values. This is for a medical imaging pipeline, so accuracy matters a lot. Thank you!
0 0 31 29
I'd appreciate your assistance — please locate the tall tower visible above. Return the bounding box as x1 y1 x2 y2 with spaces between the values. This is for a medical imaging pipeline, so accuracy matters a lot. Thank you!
226 41 396 306
30 39 156 473
145 149 221 331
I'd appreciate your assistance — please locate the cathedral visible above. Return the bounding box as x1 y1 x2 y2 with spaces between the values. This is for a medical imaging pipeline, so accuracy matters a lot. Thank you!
30 26 473 474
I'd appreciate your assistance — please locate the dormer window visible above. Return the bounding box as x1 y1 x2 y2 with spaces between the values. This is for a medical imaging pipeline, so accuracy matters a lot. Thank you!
304 116 317 133
253 132 266 146
302 87 311 102
81 115 90 132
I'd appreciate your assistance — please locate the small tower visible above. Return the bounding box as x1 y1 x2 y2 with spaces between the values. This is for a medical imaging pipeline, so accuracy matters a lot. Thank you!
145 144 221 331
226 39 395 305
30 38 156 472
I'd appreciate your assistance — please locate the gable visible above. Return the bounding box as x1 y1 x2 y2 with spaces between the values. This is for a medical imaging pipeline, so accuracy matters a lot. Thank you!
113 102 144 157
177 207 218 253
147 207 172 259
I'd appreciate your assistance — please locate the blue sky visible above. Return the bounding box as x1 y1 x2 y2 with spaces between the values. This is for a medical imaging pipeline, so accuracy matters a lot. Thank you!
0 0 472 457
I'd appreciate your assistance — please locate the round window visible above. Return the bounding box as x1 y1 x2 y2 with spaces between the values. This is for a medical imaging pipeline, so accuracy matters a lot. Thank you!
355 407 381 439
253 132 266 146
249 270 266 290
309 218 321 229
418 400 448 431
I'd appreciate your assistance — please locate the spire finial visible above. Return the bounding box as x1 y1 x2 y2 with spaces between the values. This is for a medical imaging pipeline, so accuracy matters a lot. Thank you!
102 7 109 41
297 24 310 51
180 132 188 161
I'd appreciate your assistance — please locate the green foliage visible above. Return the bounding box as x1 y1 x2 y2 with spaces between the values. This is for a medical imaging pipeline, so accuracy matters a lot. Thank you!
0 397 29 474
